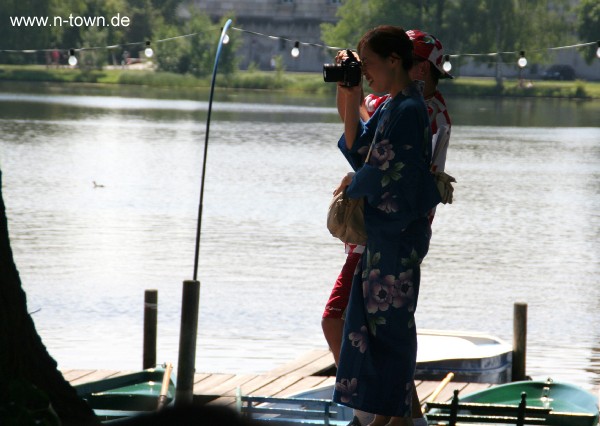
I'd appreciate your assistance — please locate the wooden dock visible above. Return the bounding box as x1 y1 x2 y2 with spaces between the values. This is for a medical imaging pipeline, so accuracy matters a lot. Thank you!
63 348 494 407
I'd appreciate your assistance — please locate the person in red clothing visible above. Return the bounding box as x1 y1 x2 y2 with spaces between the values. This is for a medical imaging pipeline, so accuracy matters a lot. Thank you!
322 29 452 426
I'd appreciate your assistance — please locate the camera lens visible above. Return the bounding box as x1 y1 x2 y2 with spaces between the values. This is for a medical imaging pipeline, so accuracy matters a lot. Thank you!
323 64 344 83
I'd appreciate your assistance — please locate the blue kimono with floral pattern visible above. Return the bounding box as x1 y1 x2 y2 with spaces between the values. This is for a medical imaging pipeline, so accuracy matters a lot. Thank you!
332 83 441 417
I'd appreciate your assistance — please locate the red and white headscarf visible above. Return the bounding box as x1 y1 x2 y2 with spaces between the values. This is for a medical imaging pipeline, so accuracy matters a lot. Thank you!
406 29 453 79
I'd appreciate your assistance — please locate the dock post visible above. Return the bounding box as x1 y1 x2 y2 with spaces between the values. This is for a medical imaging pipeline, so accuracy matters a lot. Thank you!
143 289 158 369
175 280 200 406
512 302 527 381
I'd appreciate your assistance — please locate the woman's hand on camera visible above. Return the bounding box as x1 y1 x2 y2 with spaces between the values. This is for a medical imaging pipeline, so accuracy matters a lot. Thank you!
336 49 360 64
335 50 348 65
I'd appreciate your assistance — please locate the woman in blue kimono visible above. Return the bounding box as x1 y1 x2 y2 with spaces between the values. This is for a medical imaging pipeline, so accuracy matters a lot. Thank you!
332 26 441 426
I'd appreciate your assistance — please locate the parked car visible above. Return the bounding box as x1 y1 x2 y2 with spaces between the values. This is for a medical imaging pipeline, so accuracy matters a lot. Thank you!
541 64 576 81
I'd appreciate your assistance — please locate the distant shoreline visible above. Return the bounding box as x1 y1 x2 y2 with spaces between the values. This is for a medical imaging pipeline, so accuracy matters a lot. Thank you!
0 65 598 99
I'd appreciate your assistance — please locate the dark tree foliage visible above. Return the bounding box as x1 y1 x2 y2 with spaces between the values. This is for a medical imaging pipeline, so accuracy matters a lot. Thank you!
577 0 600 64
0 170 99 426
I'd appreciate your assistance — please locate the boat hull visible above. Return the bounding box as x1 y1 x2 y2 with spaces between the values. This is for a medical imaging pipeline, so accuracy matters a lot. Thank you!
415 329 513 384
74 367 175 422
447 379 599 426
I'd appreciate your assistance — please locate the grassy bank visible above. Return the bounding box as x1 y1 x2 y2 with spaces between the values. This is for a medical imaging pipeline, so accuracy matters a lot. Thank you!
1 64 599 99
438 77 600 99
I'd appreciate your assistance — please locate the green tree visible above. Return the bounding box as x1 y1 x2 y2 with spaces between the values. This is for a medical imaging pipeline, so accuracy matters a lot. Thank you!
187 13 219 77
79 27 108 69
154 12 238 77
122 0 183 47
0 0 52 63
322 0 449 51
576 0 600 64
149 0 184 24
323 0 575 86
321 0 370 49
445 0 573 84
153 21 190 73
48 0 89 55
123 0 156 51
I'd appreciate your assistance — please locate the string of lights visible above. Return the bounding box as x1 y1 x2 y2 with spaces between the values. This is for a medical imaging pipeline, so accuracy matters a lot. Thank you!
441 40 600 73
1 23 598 69
230 26 344 51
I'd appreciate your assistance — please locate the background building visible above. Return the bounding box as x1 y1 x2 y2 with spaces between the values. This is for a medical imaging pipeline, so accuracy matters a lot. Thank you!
188 0 342 72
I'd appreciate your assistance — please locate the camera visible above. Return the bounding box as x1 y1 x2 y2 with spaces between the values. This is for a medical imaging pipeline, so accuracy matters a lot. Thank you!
323 49 362 87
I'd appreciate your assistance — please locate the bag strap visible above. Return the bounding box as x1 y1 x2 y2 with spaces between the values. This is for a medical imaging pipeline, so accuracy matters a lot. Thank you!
364 133 376 164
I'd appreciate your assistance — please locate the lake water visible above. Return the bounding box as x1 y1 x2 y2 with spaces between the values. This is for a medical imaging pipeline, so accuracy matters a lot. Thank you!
0 82 598 392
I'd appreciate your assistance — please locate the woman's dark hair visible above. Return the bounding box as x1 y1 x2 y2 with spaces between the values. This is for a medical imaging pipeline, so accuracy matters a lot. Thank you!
358 25 414 72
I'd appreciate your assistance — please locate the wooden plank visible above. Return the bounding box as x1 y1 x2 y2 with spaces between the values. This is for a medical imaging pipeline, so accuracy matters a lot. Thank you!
248 374 305 397
231 374 283 396
205 374 261 397
69 370 123 386
416 380 445 403
456 382 494 396
267 349 331 376
318 376 336 388
193 373 213 384
433 381 471 403
430 381 494 403
274 375 332 397
292 351 336 377
193 373 236 395
209 376 335 408
61 370 100 382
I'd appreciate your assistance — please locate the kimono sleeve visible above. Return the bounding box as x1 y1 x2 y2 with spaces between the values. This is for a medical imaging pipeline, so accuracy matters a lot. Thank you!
337 107 382 171
346 98 440 224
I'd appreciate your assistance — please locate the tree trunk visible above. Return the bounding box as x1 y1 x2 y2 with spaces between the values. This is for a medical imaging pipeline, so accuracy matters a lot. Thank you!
0 170 98 425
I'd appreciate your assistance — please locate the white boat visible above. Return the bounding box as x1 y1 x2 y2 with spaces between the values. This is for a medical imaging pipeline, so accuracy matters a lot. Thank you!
415 329 512 384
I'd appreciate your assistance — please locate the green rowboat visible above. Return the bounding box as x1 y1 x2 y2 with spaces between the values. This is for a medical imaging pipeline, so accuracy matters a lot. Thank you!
427 378 599 426
74 364 175 422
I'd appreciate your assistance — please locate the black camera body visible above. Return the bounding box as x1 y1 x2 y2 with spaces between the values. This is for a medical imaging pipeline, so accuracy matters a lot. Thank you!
323 49 362 87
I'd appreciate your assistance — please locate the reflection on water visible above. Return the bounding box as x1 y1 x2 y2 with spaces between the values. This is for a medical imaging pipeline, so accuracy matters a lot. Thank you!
446 96 600 127
0 83 599 390
3 80 600 126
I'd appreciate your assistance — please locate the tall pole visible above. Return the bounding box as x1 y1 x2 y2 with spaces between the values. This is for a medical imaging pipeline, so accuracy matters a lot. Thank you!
192 19 233 282
175 20 233 406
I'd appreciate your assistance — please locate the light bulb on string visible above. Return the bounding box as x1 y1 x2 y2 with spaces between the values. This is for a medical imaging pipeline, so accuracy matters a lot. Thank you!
442 54 452 73
68 49 77 66
144 41 153 58
291 41 300 58
596 41 600 59
219 27 230 45
518 51 527 68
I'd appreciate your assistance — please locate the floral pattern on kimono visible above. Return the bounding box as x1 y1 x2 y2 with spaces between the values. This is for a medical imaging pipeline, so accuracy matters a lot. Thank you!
332 83 441 417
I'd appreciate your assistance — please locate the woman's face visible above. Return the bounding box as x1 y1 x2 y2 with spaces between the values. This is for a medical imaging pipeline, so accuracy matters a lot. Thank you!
360 45 393 94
